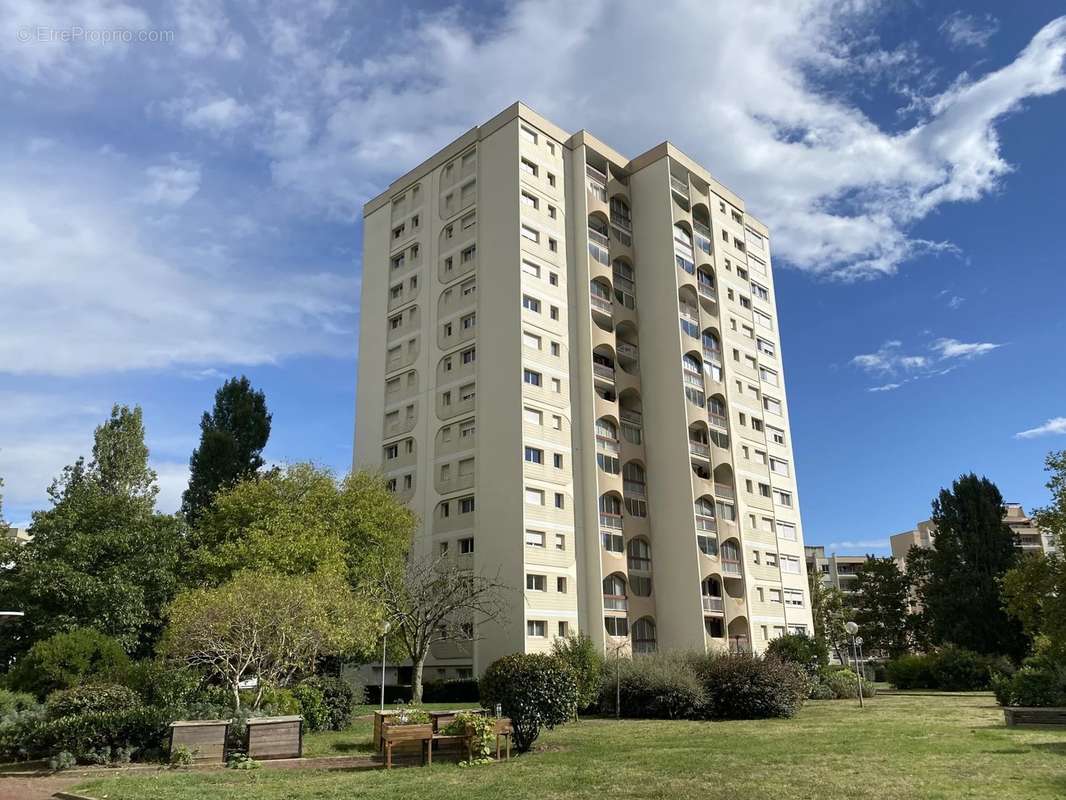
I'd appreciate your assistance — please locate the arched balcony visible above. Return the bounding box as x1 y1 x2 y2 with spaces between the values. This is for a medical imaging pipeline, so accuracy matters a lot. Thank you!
694 496 717 535
697 265 718 310
720 538 742 577
701 576 724 614
612 258 635 309
588 213 610 267
592 344 616 386
603 572 628 612
688 422 710 461
609 195 632 247
728 617 751 653
713 463 735 504
618 389 643 445
670 172 690 210
692 204 712 255
616 322 639 374
627 538 652 598
708 393 728 432
622 461 647 517
673 223 695 274
599 493 624 553
590 278 614 329
632 616 657 654
682 352 705 408
595 417 620 476
678 286 700 340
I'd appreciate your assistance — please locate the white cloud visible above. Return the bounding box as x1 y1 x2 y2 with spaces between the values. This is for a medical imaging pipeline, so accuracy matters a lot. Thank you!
182 96 253 134
826 539 888 553
867 382 902 393
154 460 190 514
947 295 965 309
1015 417 1066 439
930 338 1002 359
141 157 202 207
172 0 245 60
851 341 929 375
941 11 1000 50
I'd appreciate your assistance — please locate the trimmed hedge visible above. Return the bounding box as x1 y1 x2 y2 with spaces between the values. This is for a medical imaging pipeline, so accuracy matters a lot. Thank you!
886 646 1008 691
422 678 480 704
480 653 578 753
21 707 171 763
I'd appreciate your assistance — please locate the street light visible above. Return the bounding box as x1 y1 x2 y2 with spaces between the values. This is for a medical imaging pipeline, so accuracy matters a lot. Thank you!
844 621 864 708
380 620 391 713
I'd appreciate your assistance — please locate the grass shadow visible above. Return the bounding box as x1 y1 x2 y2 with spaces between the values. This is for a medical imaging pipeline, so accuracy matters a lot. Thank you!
1032 742 1066 757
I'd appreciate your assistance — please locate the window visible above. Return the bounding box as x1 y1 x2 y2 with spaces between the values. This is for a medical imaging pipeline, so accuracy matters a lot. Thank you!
764 395 782 415
460 383 475 402
461 347 476 365
439 541 450 557
751 281 769 301
384 444 398 459
698 534 718 557
758 483 772 498
521 191 538 209
554 492 565 508
759 367 779 387
521 224 540 243
770 457 789 476
524 406 543 425
526 574 547 591
520 158 538 176
547 172 556 187
459 496 475 514
602 532 624 552
765 552 778 567
557 621 568 637
523 369 542 386
632 618 657 654
784 589 804 607
525 446 544 464
768 426 786 445
555 533 566 550
553 453 563 469
551 378 561 393
604 616 629 637
527 620 546 637
550 341 560 357
522 295 541 312
550 305 559 320
774 489 793 507
754 310 773 330
525 488 545 505
522 260 541 278
459 537 474 554
459 420 476 439
525 530 546 547
769 588 782 604
781 555 801 574
778 522 797 541
461 312 476 330
520 126 538 144
523 331 542 350
757 337 775 357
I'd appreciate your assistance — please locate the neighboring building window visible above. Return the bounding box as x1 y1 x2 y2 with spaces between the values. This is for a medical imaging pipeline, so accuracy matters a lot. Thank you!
459 537 474 554
527 620 546 637
525 530 546 547
526 574 547 591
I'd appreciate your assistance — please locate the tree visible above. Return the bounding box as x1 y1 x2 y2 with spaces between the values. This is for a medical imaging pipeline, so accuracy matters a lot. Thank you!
903 546 935 651
808 574 850 664
0 406 184 662
374 556 510 703
7 628 130 699
479 653 578 753
162 570 371 709
1003 451 1066 660
181 376 271 524
915 473 1027 659
852 556 912 659
765 631 827 670
551 634 604 714
0 474 6 527
186 464 413 591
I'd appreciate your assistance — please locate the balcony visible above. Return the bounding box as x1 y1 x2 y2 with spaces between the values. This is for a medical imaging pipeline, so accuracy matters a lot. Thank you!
702 596 724 613
620 408 642 426
623 480 646 498
604 596 628 612
600 512 623 530
588 227 609 248
708 412 728 430
611 226 632 247
697 281 716 301
722 559 742 576
670 175 689 198
703 348 722 366
696 514 717 532
689 440 710 458
586 165 607 202
596 435 620 454
616 341 639 361
590 292 613 314
593 362 616 381
715 482 735 500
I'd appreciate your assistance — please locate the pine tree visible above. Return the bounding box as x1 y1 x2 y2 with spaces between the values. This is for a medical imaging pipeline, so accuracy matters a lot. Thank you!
181 376 271 524
917 473 1028 659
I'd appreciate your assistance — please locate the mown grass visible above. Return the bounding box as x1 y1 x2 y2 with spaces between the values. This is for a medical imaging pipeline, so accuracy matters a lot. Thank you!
78 693 1066 800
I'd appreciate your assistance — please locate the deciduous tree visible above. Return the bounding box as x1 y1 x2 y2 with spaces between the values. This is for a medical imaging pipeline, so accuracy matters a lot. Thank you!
852 556 912 658
809 575 850 664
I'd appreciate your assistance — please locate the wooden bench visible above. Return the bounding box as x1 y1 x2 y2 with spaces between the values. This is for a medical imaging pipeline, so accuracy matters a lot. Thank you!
169 719 231 764
1003 706 1066 728
246 715 304 760
381 722 433 769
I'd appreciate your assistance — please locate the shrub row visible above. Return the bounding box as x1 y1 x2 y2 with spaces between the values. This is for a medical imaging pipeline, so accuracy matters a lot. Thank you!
14 707 171 763
885 646 1011 691
992 645 1066 708
597 651 810 721
422 678 480 704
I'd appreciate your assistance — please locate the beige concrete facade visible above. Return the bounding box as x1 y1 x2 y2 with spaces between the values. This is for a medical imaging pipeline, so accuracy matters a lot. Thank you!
804 546 867 597
890 504 1058 568
354 102 815 675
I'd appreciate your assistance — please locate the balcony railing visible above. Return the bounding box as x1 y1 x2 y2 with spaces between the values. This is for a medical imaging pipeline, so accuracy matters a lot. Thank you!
593 362 616 381
596 435 620 454
613 273 635 294
590 293 613 314
703 348 722 365
729 635 751 653
600 512 623 529
586 163 608 184
715 482 735 500
679 306 699 324
722 559 742 576
623 480 646 498
697 281 716 299
620 409 643 425
610 213 632 232
702 596 724 613
689 440 710 458
588 228 609 248
604 596 628 612
617 341 639 360
708 412 728 430
693 221 712 239
611 226 632 247
670 175 689 196
696 514 717 532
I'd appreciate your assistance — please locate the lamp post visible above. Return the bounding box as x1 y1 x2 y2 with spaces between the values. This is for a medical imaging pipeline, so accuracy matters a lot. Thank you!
845 621 864 708
379 620 391 713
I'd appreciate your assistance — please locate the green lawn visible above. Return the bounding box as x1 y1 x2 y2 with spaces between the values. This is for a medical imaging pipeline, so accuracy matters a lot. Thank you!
77 693 1066 800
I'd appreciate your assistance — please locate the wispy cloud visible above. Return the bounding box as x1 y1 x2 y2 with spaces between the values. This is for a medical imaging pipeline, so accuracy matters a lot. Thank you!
1015 417 1066 439
826 539 889 553
852 336 1002 391
941 11 1000 50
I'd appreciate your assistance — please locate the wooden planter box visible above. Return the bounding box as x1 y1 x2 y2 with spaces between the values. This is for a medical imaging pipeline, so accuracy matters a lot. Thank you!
1003 706 1066 728
246 715 304 760
493 717 513 760
169 719 231 764
381 722 433 769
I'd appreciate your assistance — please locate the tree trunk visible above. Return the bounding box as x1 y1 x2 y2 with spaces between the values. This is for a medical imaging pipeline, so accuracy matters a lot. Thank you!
232 681 242 710
411 651 427 704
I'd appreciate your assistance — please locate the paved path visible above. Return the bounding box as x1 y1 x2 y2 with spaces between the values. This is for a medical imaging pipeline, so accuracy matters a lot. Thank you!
0 773 85 800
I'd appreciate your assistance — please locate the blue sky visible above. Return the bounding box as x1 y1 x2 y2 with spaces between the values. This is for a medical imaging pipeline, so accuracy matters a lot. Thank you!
1 1 1064 556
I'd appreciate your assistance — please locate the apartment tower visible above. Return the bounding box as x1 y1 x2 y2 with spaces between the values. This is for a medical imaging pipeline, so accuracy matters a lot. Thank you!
354 103 814 678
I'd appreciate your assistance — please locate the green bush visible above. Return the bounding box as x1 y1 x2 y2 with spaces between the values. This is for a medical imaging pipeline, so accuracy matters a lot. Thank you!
124 660 201 711
480 653 578 753
45 684 142 720
599 651 706 719
8 628 130 699
552 634 604 713
298 676 355 730
422 678 480 704
824 669 876 699
808 681 836 700
292 682 329 732
765 632 827 671
886 647 1001 691
696 653 809 720
993 666 1066 707
0 689 39 717
22 707 171 763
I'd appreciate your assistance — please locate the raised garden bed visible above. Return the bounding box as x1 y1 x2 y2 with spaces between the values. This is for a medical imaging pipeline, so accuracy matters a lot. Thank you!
169 719 232 764
246 715 304 760
380 722 433 769
1003 706 1066 728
